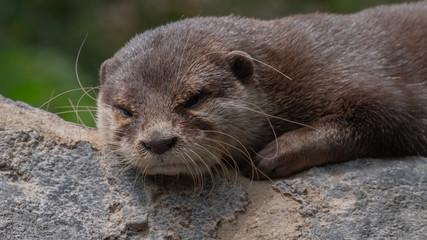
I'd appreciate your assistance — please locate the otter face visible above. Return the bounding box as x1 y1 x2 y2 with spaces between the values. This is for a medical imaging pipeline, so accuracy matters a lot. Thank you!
97 36 268 177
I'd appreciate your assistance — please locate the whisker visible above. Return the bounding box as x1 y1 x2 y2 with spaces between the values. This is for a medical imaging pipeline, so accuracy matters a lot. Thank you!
187 148 216 194
54 109 97 115
181 50 292 83
45 89 56 111
176 27 193 81
75 32 97 102
202 130 252 160
194 143 230 180
203 130 276 182
224 100 279 164
189 146 218 178
39 87 97 110
232 51 292 81
226 98 317 130
182 151 205 188
177 152 198 187
203 136 255 176
66 98 87 128
199 141 239 181
54 106 97 109
87 107 97 124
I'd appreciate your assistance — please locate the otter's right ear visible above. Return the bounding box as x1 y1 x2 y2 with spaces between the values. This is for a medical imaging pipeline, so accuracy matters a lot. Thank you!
227 50 254 84
99 59 111 85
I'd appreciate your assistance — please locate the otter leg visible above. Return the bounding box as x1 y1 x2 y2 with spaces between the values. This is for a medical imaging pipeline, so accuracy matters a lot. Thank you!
248 116 363 180
246 97 424 179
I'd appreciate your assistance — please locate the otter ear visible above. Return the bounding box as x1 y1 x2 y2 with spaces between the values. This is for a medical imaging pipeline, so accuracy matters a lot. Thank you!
226 50 254 84
99 59 111 85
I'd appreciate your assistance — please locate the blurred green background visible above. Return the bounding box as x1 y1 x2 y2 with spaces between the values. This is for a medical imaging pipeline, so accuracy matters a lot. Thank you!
0 0 416 127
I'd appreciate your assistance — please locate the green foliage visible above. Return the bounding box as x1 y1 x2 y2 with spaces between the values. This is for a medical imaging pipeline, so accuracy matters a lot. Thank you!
0 0 417 128
0 45 97 127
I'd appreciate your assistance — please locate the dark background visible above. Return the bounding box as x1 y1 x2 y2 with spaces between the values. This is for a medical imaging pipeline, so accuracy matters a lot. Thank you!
0 0 416 127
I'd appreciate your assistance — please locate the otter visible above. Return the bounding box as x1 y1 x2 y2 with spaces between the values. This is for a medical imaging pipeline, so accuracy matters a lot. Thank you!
97 2 427 180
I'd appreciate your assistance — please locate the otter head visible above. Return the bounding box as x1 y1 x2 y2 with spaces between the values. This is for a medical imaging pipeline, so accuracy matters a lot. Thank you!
97 23 268 177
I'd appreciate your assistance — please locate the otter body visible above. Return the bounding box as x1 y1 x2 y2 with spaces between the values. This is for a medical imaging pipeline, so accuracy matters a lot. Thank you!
97 2 427 179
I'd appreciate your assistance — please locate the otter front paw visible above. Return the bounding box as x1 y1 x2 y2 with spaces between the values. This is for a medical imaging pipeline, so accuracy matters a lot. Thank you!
244 139 301 180
244 132 325 180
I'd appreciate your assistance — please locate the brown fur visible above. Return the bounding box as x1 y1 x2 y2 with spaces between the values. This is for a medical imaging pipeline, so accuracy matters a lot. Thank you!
97 1 427 179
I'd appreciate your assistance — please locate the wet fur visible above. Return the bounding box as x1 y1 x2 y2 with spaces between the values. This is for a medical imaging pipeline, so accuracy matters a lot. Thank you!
97 2 427 180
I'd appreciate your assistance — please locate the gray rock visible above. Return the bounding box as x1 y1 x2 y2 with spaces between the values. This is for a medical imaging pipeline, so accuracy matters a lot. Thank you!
276 157 427 240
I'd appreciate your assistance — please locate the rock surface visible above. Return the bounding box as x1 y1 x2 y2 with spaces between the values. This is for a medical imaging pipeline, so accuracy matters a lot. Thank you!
0 94 426 239
276 158 426 239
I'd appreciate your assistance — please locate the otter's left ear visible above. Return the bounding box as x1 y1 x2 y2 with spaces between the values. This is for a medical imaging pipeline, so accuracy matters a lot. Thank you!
227 50 254 84
99 59 112 85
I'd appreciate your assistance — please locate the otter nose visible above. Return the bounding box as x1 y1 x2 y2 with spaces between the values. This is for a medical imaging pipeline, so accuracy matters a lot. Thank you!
140 137 177 155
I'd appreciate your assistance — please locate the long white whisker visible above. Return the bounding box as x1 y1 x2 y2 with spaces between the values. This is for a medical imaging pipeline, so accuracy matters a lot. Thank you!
202 130 252 160
75 32 97 102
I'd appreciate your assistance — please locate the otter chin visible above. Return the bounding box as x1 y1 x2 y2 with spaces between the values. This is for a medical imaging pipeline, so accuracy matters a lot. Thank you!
97 2 427 180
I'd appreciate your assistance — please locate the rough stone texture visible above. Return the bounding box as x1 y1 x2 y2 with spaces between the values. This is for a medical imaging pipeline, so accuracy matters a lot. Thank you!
1 94 426 239
276 158 427 240
0 128 247 240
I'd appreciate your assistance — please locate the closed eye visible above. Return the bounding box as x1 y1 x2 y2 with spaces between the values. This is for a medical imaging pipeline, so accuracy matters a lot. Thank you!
116 106 133 118
184 94 202 109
